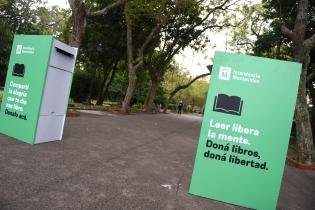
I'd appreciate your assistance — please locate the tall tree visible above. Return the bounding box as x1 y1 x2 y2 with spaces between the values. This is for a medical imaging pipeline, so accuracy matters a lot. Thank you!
279 0 315 164
78 3 126 104
144 0 238 113
67 0 125 47
120 0 161 113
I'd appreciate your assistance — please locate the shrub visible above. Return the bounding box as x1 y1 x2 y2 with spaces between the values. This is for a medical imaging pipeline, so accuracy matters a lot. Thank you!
70 70 92 102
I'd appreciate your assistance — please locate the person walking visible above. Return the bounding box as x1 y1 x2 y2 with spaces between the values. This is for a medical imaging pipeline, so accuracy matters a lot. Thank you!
177 101 183 115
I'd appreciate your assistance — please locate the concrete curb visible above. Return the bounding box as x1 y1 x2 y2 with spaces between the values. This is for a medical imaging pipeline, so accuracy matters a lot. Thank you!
286 157 315 171
67 110 80 117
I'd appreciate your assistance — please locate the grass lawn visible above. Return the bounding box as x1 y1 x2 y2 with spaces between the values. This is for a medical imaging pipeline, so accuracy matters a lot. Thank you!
68 100 120 111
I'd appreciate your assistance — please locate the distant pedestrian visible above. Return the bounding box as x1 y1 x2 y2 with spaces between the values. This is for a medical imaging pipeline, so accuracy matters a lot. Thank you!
201 105 205 115
177 101 183 115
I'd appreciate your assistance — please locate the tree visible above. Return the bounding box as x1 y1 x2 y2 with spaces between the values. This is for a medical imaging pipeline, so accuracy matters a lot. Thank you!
36 6 71 39
0 0 8 6
69 0 128 104
228 3 267 53
279 0 315 164
0 0 43 86
163 69 211 113
120 0 161 113
144 0 239 113
67 0 125 47
238 0 315 163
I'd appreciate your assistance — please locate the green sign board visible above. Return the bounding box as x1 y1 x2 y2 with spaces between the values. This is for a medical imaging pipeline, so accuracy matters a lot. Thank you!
0 35 77 144
189 51 301 210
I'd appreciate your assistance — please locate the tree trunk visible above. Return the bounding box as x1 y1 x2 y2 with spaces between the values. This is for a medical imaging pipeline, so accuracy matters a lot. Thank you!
121 1 134 113
294 48 315 164
163 99 170 113
103 68 117 101
68 0 86 48
309 81 315 146
145 79 159 113
292 0 314 164
275 38 282 59
96 60 116 105
163 90 177 113
312 109 315 146
85 63 98 104
295 68 314 163
121 70 137 113
96 71 110 105
144 88 150 107
120 1 160 113
98 61 119 105
68 0 125 48
281 0 315 164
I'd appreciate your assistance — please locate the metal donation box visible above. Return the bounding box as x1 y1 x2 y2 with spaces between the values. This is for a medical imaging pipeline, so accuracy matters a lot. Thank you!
0 35 78 144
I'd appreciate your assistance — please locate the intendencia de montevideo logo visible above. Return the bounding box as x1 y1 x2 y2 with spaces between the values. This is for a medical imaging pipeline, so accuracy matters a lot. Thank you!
218 66 232 80
16 45 23 54
219 66 261 84
16 44 35 55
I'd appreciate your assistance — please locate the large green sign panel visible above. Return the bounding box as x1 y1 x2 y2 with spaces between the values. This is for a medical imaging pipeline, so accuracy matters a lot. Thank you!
0 35 77 144
189 52 301 210
0 35 53 144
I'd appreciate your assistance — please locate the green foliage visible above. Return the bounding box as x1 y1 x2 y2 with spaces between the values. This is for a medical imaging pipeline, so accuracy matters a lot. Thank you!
70 69 93 102
133 68 150 104
0 0 42 86
0 0 8 6
74 1 126 104
162 64 209 111
1 0 42 34
154 85 167 105
175 78 208 111
107 70 128 102
0 88 3 102
36 6 71 40
96 62 166 105
0 19 12 86
162 64 191 96
60 17 72 44
253 28 292 59
229 0 314 61
0 0 256 112
0 1 70 86
228 2 266 53
253 0 315 59
82 2 126 64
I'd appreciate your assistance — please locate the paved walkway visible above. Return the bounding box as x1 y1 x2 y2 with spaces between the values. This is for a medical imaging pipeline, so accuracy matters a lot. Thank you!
0 112 314 210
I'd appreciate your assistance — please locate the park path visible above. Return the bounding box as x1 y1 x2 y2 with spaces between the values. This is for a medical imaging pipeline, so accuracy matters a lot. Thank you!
0 112 314 210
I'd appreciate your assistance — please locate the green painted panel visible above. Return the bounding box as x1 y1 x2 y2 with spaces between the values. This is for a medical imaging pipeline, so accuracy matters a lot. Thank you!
0 35 53 144
189 51 301 210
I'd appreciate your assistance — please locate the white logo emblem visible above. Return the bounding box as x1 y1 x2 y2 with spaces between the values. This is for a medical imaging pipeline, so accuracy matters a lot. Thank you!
16 45 22 54
219 66 232 80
